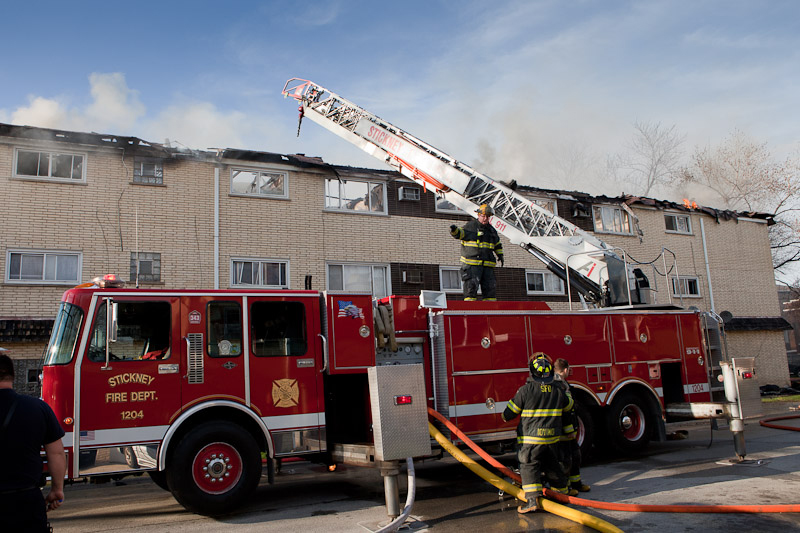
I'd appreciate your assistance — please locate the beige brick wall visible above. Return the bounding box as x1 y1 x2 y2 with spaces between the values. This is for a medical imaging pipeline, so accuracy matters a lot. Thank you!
0 132 788 387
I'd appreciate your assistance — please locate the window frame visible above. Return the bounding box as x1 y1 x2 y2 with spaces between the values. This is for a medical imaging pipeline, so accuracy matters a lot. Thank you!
592 205 633 235
664 212 692 235
324 177 387 215
230 258 289 289
525 269 566 296
130 252 162 283
327 262 391 298
250 300 308 358
230 167 289 199
87 300 173 362
398 186 420 201
206 300 243 358
6 249 82 285
434 196 465 214
13 147 87 183
132 156 164 185
439 266 463 293
671 275 701 298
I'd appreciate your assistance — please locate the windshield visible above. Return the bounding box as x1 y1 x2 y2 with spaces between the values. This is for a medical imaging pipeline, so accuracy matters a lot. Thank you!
44 302 84 365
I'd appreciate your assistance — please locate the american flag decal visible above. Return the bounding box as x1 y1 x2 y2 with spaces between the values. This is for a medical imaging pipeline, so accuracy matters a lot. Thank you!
337 301 364 319
80 430 95 442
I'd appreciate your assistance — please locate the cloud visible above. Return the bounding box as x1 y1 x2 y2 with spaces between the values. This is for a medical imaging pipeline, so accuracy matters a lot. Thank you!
9 96 69 130
5 73 144 134
291 1 341 27
84 73 145 131
1 72 263 152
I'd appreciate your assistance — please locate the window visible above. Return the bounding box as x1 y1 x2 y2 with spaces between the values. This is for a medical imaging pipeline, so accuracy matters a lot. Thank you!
88 301 172 362
133 157 164 185
440 267 463 293
665 213 692 234
131 252 161 283
231 259 288 288
231 168 288 198
435 197 464 214
526 270 565 295
251 301 307 357
328 263 390 298
44 302 83 365
399 186 420 201
531 197 557 214
593 205 632 234
207 301 242 357
325 178 386 214
14 149 85 182
671 276 701 297
7 250 81 284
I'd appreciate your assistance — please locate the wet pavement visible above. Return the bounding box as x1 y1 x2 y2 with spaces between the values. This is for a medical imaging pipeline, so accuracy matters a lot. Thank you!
47 400 800 532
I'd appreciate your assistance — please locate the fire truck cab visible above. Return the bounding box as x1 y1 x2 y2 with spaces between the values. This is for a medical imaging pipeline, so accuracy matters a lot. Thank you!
43 278 363 514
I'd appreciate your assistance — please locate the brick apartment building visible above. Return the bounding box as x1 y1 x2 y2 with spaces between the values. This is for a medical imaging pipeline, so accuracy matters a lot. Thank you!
0 122 791 392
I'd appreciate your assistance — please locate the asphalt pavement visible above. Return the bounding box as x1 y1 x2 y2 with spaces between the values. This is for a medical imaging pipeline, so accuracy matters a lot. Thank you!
47 399 800 532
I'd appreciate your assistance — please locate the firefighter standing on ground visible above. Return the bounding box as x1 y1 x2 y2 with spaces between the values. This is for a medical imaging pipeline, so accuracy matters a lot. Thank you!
449 204 504 301
502 354 574 513
553 358 591 493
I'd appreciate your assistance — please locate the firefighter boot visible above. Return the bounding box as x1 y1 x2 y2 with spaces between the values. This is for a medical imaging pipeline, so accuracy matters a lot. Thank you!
572 482 591 492
517 494 540 514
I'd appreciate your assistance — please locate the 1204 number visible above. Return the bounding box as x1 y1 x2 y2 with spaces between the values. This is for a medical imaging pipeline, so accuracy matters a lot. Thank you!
121 410 144 420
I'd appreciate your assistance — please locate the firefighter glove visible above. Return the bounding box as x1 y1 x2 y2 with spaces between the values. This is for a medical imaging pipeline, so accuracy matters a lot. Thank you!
499 257 504 267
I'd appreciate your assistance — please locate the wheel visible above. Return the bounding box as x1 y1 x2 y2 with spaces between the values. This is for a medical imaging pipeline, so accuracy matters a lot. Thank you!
122 446 139 468
149 470 170 491
574 401 595 461
166 421 262 515
605 391 651 453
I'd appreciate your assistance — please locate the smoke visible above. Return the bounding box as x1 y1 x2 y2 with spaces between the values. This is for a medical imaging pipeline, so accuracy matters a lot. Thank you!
1 72 268 152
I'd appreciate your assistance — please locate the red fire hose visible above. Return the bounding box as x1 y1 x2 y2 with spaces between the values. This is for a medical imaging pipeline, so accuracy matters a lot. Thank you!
759 413 800 432
428 407 800 514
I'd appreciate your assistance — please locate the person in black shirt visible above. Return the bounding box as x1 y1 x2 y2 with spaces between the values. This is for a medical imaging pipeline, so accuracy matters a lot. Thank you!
0 353 66 532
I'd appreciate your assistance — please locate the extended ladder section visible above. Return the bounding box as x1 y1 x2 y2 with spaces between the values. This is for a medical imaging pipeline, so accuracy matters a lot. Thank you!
283 78 644 306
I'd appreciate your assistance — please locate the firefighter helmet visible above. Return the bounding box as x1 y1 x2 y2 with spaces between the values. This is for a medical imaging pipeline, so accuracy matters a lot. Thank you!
528 354 554 384
476 204 493 216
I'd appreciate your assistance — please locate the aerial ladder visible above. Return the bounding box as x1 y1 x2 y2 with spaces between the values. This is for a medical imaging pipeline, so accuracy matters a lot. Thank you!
282 78 650 307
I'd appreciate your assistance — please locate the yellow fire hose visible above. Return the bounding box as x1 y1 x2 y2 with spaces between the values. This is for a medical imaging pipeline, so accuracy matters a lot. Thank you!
428 422 623 533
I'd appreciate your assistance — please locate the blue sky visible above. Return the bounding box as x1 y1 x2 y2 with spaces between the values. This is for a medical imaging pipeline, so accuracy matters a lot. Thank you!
2 0 798 198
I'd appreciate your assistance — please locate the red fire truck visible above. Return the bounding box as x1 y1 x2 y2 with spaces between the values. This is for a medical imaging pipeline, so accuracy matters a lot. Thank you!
40 275 726 514
38 79 748 515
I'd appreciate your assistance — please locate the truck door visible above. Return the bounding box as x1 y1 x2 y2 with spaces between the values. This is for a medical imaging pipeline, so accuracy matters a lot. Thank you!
78 296 181 474
180 296 246 408
246 296 324 456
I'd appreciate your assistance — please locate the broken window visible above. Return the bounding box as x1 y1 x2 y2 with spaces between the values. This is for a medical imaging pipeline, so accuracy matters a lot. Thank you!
231 168 288 198
133 157 164 185
15 149 85 182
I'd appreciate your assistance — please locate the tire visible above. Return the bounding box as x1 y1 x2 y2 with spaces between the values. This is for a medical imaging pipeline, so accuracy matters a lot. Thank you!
574 401 595 461
605 391 651 453
166 421 262 515
148 470 170 492
122 446 140 468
